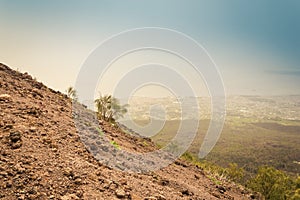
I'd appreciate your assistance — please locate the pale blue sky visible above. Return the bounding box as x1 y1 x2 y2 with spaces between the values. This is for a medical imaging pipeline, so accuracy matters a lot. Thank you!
0 0 299 96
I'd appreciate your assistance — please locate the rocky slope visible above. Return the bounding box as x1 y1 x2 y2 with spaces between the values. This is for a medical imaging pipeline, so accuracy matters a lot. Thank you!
0 63 256 199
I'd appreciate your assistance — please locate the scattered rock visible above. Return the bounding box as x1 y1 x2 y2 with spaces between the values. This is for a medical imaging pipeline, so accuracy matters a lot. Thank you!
217 185 226 194
74 177 82 185
18 194 25 200
115 188 126 198
159 179 169 186
0 94 12 102
174 160 188 167
0 171 8 177
119 178 127 185
130 193 143 200
144 197 157 200
8 131 22 149
32 88 44 98
61 194 79 200
27 107 41 116
14 163 25 174
212 192 221 198
9 131 21 143
63 167 74 177
29 126 37 132
5 179 12 188
181 189 192 196
155 194 166 200
11 141 22 149
250 193 260 199
4 124 13 130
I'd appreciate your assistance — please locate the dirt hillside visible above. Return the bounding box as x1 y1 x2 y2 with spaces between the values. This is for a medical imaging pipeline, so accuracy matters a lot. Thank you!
0 63 256 199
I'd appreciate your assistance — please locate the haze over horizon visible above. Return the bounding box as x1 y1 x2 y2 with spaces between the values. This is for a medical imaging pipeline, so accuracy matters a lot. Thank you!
1 0 299 97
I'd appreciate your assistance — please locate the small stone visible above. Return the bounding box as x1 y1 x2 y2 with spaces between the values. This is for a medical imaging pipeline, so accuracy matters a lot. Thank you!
0 171 8 177
74 178 82 185
50 143 58 149
29 127 37 132
130 193 142 200
119 178 127 185
42 138 52 144
18 194 25 200
6 180 12 188
144 197 157 200
76 190 83 198
174 160 188 167
0 94 12 102
159 179 169 186
9 132 21 143
14 163 25 173
28 187 37 194
217 185 226 194
155 194 166 200
63 167 74 177
11 141 22 149
212 192 221 198
61 194 79 200
181 189 191 196
115 188 126 198
4 124 13 130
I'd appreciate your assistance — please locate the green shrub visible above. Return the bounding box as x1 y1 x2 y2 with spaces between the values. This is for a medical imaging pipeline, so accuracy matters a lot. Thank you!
225 163 245 183
290 189 300 200
181 152 227 181
180 151 299 200
181 152 196 162
110 140 120 150
247 166 294 200
289 176 300 200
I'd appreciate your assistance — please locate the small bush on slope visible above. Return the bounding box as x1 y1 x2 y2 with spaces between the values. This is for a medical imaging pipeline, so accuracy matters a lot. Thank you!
247 166 299 200
182 151 300 199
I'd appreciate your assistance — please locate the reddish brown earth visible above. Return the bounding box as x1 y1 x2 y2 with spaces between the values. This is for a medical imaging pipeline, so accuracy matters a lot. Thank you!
0 63 258 199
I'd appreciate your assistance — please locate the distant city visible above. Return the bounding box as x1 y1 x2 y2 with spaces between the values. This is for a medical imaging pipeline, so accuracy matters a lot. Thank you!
121 95 300 122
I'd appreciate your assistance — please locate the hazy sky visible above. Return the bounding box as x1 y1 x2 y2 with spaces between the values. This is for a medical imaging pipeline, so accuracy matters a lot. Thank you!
1 0 300 96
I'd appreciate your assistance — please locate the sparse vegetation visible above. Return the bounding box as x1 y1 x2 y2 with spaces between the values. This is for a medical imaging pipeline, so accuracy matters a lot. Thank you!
95 127 104 136
247 166 299 200
143 140 149 146
66 86 78 101
181 151 197 163
147 118 300 177
226 163 245 183
110 140 120 150
181 150 300 199
94 94 128 123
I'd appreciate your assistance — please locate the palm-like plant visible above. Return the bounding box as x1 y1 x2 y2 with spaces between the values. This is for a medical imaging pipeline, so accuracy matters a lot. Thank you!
95 94 112 121
94 94 128 123
109 98 128 121
66 86 78 101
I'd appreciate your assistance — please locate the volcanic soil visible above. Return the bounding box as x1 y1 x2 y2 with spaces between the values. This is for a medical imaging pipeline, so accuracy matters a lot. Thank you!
0 63 257 199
